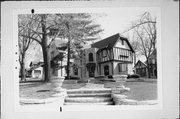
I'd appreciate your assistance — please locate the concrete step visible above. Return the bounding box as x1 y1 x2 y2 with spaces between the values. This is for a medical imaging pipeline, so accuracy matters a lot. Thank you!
67 89 111 94
64 101 114 105
67 93 111 97
65 97 112 103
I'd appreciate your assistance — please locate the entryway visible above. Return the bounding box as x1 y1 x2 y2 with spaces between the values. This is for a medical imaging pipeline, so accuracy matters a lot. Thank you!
89 66 95 77
104 65 109 76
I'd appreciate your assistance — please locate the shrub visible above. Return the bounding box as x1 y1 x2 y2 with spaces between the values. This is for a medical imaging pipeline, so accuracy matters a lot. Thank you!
108 75 113 79
127 74 140 78
127 74 131 79
65 76 80 80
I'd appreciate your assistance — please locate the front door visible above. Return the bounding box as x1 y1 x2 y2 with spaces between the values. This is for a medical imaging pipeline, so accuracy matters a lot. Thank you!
104 65 109 76
89 66 95 77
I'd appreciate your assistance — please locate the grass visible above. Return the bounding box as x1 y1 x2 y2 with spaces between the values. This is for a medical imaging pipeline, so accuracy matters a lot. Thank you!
124 81 157 101
19 78 157 101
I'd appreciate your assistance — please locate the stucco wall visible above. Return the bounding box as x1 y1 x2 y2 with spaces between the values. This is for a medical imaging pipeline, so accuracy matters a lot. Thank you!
127 63 133 74
84 48 98 63
113 61 133 75
113 62 119 75
99 62 113 76
114 39 130 50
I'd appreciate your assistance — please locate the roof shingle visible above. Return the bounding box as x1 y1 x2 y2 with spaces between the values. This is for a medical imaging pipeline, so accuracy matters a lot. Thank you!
91 33 134 52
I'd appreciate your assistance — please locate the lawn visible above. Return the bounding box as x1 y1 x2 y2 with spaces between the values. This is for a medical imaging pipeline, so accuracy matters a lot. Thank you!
19 78 157 101
124 81 157 101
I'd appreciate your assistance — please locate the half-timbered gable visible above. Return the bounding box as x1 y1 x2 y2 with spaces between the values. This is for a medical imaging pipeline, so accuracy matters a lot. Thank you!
134 60 147 68
90 33 134 76
92 33 134 63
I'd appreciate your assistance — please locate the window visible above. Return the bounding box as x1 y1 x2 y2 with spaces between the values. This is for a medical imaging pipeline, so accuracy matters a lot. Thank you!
103 50 106 57
118 63 128 72
74 67 78 75
104 65 109 76
102 50 108 61
122 40 124 45
89 53 94 62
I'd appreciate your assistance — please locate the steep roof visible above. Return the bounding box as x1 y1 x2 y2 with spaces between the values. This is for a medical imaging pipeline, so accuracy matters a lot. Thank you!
91 33 134 52
134 60 147 68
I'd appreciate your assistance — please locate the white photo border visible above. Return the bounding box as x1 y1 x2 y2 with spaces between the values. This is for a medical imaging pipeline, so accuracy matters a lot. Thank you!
1 1 179 119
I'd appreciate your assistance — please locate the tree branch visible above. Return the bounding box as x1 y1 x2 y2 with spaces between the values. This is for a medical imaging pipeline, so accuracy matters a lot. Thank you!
122 21 156 34
20 34 41 45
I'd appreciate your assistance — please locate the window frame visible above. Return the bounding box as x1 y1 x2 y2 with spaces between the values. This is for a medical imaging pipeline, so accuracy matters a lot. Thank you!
89 52 94 62
118 63 128 72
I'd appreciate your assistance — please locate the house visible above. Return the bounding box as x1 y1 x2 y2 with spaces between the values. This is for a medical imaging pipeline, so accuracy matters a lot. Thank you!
50 39 67 77
134 60 148 77
50 33 135 79
134 49 157 78
29 61 44 78
50 38 75 78
81 33 134 78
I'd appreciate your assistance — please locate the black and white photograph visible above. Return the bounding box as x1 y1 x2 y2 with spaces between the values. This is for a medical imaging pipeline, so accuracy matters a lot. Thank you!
1 1 179 119
18 8 160 109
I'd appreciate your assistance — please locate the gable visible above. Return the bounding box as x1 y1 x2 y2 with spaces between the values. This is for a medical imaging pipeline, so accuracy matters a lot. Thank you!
91 33 119 49
134 60 147 68
91 33 134 53
114 38 130 50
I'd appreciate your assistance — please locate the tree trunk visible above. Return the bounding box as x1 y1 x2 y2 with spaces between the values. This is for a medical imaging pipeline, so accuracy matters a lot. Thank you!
41 14 51 82
134 53 137 66
66 39 70 79
146 58 151 78
42 46 51 82
81 58 83 79
61 60 62 77
20 54 26 81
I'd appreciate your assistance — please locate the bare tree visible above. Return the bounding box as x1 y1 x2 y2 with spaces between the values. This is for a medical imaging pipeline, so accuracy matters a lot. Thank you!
19 14 52 82
18 14 36 81
19 13 103 82
124 12 156 78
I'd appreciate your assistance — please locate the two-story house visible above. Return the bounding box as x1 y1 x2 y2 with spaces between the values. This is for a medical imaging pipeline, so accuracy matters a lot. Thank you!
49 33 134 79
82 33 135 78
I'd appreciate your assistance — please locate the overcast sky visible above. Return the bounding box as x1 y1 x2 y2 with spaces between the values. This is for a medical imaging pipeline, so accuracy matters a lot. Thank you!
95 7 159 39
93 7 159 62
25 7 159 67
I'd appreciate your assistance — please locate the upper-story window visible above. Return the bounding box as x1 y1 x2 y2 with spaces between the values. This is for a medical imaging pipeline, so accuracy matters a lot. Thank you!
122 40 124 45
89 53 94 62
73 67 78 75
103 50 107 57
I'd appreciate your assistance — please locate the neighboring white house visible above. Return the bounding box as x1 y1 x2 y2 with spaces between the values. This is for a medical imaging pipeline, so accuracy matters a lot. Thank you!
29 61 44 79
31 67 43 78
